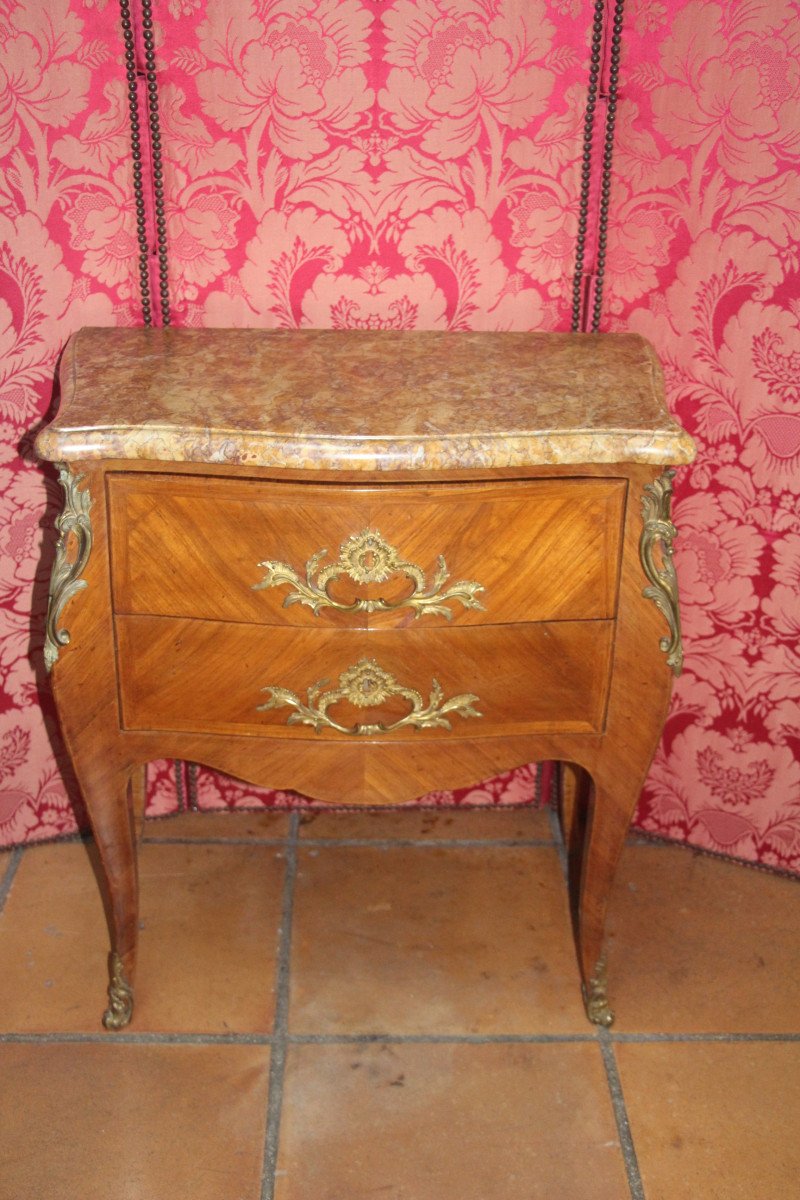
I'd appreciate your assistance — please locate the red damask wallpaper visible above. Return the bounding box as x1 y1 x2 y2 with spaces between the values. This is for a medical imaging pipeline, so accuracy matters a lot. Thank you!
610 1 800 870
1 0 798 870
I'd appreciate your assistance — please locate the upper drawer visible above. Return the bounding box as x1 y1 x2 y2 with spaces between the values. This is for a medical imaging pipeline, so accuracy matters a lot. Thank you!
108 475 625 628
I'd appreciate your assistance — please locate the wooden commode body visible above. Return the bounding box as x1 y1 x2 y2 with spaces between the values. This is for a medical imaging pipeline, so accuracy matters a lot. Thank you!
36 327 696 1030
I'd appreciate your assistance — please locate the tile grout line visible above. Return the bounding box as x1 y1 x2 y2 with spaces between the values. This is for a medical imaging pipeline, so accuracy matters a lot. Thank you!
2 1029 800 1046
141 835 557 849
599 1032 646 1200
300 836 556 849
279 1030 800 1045
547 795 646 1199
288 1032 598 1045
610 1031 800 1043
0 1030 596 1046
141 836 289 847
0 1030 276 1045
260 811 300 1200
0 848 24 915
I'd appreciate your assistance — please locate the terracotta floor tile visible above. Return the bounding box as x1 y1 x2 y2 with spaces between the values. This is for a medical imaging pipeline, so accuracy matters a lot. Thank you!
298 803 553 841
606 845 800 1032
275 1041 628 1200
0 841 285 1033
289 845 587 1034
0 1042 269 1200
144 808 291 840
617 1041 800 1200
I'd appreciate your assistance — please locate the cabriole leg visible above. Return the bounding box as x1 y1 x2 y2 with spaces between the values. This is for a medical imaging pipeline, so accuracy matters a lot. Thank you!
74 758 140 1029
574 769 643 1028
130 761 147 838
558 761 591 925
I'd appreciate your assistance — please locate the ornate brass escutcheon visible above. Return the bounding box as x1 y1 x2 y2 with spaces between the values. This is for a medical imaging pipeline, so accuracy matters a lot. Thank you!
257 657 482 736
640 469 684 676
44 464 93 671
253 527 485 620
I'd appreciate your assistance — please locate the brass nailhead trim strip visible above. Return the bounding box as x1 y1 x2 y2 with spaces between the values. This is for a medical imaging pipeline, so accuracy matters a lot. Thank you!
117 0 171 325
139 0 171 325
590 0 626 334
571 0 626 333
118 0 152 325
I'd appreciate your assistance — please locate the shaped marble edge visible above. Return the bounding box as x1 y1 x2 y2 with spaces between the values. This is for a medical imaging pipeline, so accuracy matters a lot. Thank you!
35 328 697 471
35 425 697 470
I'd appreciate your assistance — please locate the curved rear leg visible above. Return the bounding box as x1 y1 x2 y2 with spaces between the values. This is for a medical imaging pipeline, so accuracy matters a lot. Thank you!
557 761 591 928
75 756 140 1029
130 762 148 839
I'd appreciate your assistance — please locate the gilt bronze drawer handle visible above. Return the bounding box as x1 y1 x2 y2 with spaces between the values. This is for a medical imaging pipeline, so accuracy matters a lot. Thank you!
253 528 485 620
257 657 482 736
640 469 684 677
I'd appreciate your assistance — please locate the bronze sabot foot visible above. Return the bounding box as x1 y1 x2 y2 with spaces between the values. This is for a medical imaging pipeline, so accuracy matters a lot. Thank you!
102 952 134 1030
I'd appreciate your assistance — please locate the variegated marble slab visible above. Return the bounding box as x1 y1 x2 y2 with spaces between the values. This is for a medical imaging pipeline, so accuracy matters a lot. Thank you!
36 328 696 471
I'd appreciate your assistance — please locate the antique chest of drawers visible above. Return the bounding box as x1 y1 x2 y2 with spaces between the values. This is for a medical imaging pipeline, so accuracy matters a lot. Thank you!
36 327 695 1030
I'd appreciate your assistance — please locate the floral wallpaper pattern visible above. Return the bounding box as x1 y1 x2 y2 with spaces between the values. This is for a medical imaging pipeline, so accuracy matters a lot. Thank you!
1 0 798 871
614 0 800 871
1 0 112 843
158 0 589 332
0 0 177 844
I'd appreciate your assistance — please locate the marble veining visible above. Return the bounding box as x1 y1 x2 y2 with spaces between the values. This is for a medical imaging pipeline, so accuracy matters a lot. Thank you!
36 328 696 470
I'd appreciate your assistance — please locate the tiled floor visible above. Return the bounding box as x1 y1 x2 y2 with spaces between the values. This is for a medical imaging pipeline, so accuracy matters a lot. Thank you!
1 805 798 1200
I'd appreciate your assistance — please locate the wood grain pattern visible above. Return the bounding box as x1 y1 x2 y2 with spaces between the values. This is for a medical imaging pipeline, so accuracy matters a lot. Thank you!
115 615 614 739
108 475 625 628
39 330 692 1031
48 457 674 1029
568 463 675 1006
44 465 140 1004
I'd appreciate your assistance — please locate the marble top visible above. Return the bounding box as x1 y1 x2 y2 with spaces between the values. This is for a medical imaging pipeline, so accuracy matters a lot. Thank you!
36 327 696 472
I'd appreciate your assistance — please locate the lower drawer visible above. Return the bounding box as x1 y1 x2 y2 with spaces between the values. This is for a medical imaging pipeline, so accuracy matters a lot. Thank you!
116 616 613 740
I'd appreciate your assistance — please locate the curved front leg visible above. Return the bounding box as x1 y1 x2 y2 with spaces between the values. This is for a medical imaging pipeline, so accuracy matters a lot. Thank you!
45 463 140 1029
573 465 686 1026
573 766 644 1027
76 756 140 1029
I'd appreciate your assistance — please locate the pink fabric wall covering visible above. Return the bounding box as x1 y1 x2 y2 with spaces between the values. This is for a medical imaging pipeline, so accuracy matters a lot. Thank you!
1 0 798 870
0 0 148 845
610 0 800 871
